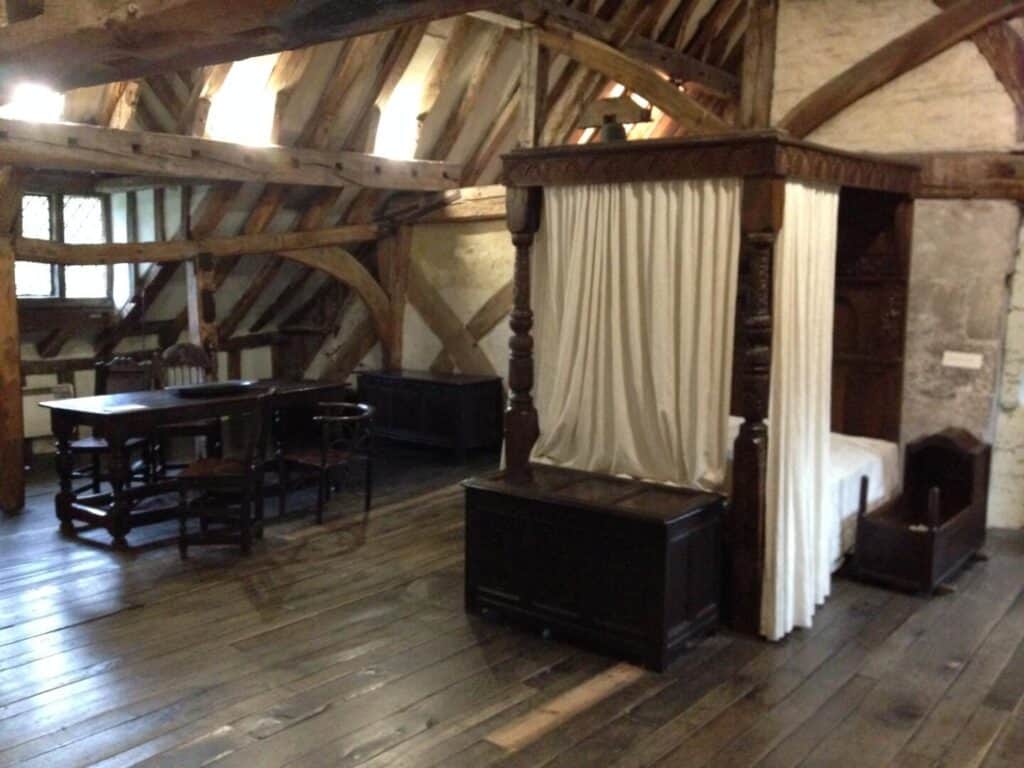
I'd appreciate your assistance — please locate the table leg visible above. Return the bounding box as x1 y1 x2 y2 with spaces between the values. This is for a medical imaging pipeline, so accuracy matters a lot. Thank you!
107 436 131 548
53 418 75 533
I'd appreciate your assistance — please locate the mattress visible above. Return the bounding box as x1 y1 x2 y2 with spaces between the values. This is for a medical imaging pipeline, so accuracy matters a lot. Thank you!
728 417 901 570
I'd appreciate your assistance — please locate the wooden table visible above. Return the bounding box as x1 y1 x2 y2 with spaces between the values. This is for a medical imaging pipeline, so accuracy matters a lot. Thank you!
41 380 349 546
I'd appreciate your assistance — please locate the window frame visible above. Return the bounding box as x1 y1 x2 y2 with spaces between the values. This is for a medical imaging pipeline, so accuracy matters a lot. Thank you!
16 191 115 303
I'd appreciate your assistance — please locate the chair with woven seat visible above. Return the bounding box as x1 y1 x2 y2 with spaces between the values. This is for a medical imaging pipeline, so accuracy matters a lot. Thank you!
156 342 222 472
277 402 374 524
71 356 156 493
178 391 274 558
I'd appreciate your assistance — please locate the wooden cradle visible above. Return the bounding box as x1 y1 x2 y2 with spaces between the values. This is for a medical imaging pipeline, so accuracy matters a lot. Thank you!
855 428 990 594
469 131 919 642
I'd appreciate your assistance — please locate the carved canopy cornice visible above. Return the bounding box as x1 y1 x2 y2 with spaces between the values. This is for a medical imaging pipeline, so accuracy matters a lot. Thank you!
501 131 919 194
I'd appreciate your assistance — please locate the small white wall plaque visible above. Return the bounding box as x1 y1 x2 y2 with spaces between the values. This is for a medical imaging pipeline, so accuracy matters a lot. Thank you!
942 351 984 371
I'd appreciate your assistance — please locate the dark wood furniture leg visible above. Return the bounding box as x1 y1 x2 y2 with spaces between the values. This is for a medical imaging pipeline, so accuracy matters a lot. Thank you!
53 417 75 533
505 186 543 484
106 434 132 548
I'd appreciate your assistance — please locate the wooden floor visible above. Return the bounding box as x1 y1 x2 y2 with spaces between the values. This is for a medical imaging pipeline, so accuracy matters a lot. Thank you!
1 453 1023 768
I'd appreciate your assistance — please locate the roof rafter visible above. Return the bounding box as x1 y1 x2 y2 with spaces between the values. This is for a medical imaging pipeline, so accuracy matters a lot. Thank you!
779 0 1024 138
0 0 507 99
517 0 739 97
0 117 461 191
15 224 380 265
536 15 731 133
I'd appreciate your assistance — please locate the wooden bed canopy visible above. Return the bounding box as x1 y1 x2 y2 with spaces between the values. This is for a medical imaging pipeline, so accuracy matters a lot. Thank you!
499 131 920 635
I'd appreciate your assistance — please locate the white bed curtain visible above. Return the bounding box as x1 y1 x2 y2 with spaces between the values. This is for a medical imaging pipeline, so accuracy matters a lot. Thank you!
531 179 742 489
761 181 840 641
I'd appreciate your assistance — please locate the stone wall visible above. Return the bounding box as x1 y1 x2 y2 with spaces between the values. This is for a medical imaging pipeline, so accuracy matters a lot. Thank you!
990 232 1024 527
775 0 1023 527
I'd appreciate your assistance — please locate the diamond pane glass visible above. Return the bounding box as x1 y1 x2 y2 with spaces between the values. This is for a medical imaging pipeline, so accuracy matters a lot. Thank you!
21 194 51 240
62 195 109 298
62 196 106 244
15 261 54 297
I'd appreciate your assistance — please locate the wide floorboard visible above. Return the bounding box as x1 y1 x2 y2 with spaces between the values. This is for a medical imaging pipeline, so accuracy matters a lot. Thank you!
0 453 1022 768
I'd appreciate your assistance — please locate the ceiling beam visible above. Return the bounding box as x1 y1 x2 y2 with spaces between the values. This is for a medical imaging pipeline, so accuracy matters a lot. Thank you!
934 1 1024 139
739 0 778 129
779 0 1024 138
15 223 381 265
517 0 739 98
0 118 462 191
0 0 507 100
531 20 732 132
898 151 1024 200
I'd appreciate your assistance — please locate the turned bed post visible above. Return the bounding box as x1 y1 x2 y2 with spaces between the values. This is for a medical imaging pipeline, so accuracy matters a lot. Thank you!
729 176 784 636
505 185 543 484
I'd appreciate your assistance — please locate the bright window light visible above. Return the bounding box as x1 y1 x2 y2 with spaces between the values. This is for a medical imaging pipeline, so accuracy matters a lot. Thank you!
375 81 423 160
373 34 441 160
0 83 64 123
630 93 652 110
205 54 278 146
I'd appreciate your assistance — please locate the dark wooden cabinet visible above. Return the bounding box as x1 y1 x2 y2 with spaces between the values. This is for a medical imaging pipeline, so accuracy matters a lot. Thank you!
464 465 724 671
357 370 503 459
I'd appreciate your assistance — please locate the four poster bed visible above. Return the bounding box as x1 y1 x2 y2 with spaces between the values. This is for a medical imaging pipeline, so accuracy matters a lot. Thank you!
464 132 920 668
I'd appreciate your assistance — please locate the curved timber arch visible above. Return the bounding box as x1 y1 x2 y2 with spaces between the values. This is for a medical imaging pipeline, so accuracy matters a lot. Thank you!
278 247 391 345
13 234 392 350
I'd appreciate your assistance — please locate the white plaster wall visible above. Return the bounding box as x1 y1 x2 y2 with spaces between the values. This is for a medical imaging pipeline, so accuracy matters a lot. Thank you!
403 220 514 381
773 0 1016 150
775 0 1022 527
308 219 513 384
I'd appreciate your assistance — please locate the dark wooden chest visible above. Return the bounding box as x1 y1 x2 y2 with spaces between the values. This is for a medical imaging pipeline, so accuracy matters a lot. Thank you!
357 370 503 459
464 465 724 671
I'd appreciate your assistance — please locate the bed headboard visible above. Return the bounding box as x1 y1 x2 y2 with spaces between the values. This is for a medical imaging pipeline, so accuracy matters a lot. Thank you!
831 188 912 443
729 187 912 445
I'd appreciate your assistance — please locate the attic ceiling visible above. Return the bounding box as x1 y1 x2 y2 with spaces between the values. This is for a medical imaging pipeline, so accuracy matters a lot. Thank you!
10 0 1024 368
9 0 756 364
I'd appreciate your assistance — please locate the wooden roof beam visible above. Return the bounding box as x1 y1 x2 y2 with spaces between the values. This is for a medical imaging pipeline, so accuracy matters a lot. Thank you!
0 118 462 191
0 0 508 99
16 223 381 265
899 150 1024 200
779 0 1024 138
475 1 739 98
533 21 731 132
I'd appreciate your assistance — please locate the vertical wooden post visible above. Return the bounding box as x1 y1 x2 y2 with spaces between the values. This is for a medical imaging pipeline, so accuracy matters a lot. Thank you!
729 176 784 636
185 253 217 357
378 224 413 371
0 166 24 513
520 26 549 149
739 0 779 129
505 185 542 484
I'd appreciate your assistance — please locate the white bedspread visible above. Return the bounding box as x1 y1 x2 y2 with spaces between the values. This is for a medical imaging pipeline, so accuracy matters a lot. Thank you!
728 417 900 570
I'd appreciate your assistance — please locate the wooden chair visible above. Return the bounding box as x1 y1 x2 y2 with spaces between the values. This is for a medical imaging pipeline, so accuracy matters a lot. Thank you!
71 356 156 493
277 402 374 524
178 391 274 557
156 342 222 471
